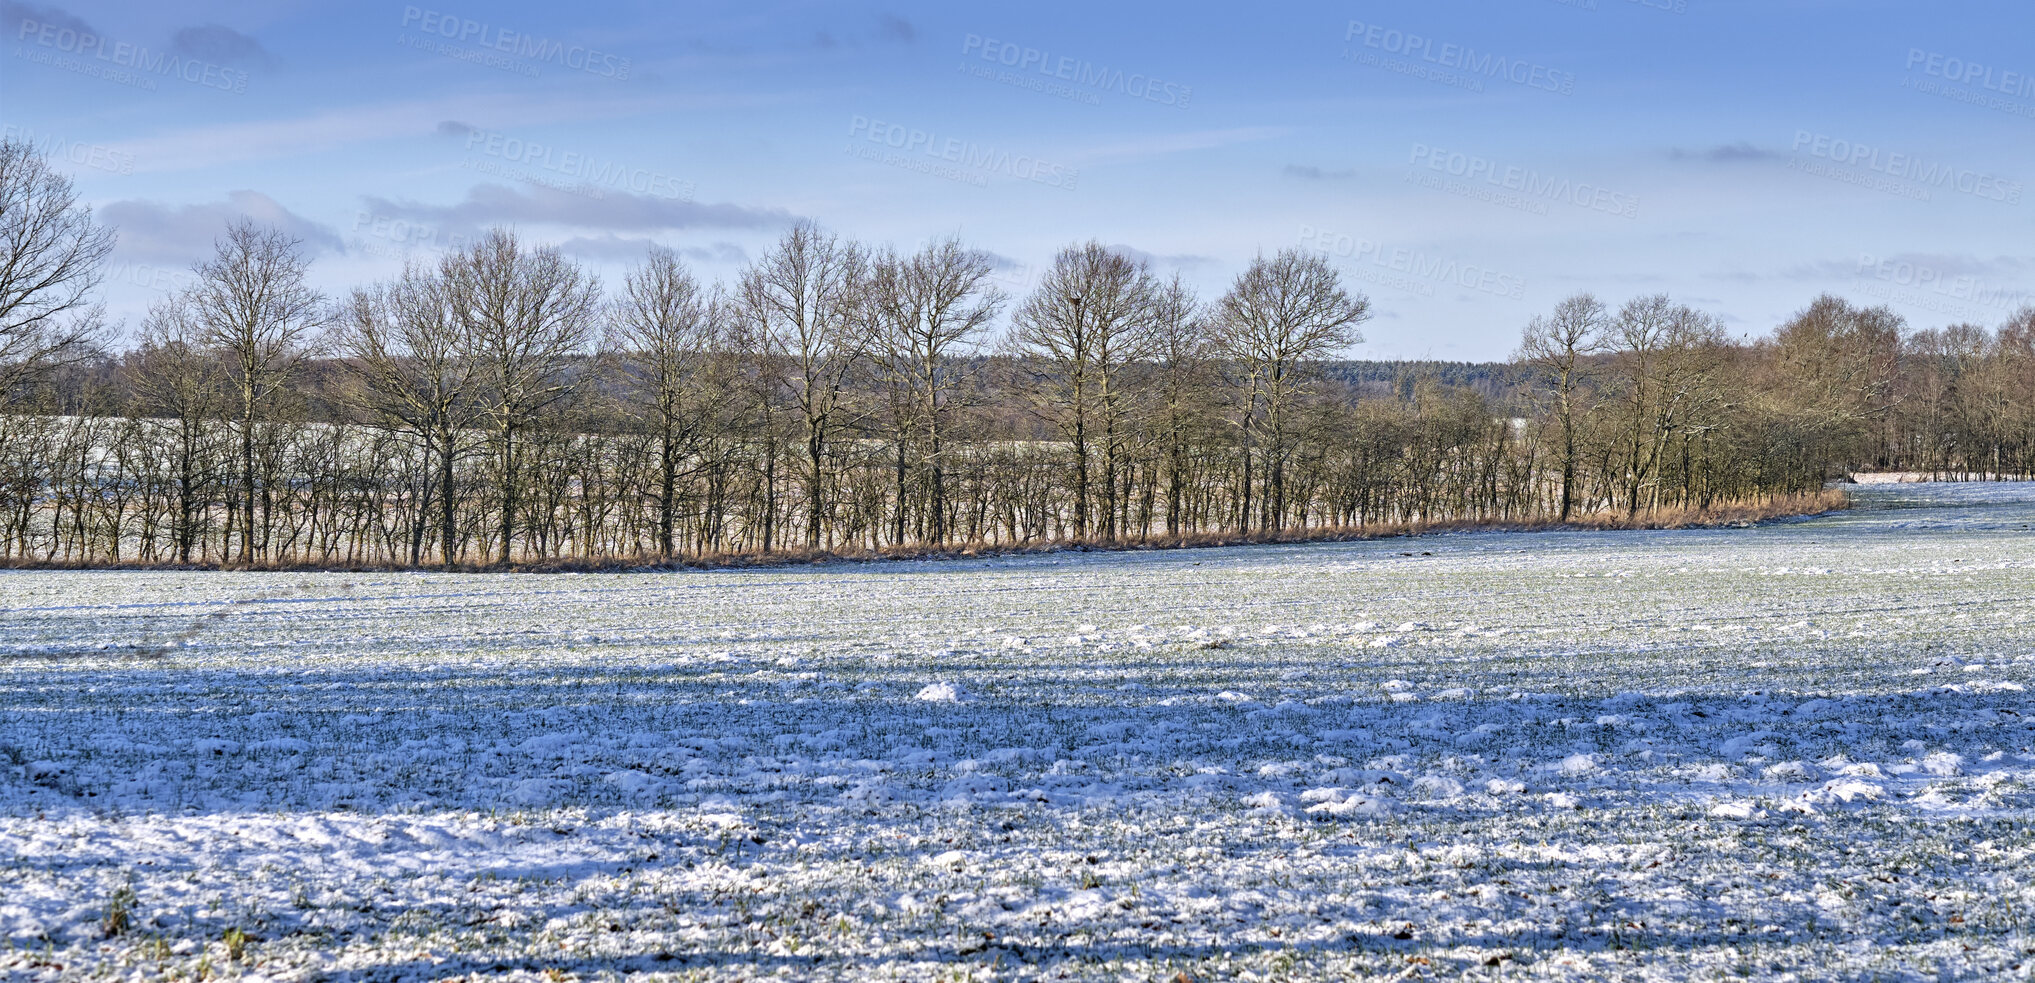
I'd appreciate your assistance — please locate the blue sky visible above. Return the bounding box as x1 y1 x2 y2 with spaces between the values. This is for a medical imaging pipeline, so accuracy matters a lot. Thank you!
2 0 2029 358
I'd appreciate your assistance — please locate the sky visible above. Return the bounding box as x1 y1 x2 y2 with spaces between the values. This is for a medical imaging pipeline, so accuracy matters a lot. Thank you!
1 0 2030 359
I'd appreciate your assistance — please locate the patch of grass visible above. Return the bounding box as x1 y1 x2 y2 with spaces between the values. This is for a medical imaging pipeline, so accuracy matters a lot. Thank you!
100 884 137 939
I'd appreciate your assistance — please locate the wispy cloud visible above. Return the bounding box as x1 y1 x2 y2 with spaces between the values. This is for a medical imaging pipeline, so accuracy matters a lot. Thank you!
812 13 916 50
107 94 686 173
5 7 274 69
556 233 749 265
170 23 273 67
360 183 797 236
1669 142 1782 163
0 1 93 36
102 191 342 264
876 14 915 44
1284 164 1358 181
1073 127 1288 166
1106 243 1217 271
1720 253 2033 283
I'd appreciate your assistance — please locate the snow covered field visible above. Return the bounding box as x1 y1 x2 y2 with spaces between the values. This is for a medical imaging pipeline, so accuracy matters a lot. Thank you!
3 483 2033 981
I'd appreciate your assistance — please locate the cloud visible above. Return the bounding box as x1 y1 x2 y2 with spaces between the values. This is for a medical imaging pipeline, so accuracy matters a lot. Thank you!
5 7 274 72
100 191 343 264
555 233 748 265
810 14 914 50
0 1 93 36
982 250 1031 274
107 93 698 173
1765 253 2030 283
1669 142 1782 163
1764 259 1866 282
110 100 485 173
683 241 751 265
1105 243 1216 271
1849 253 2030 279
170 23 272 66
1715 253 2033 288
1284 164 1358 181
1074 127 1288 165
981 245 1213 283
876 14 915 43
360 183 798 237
436 120 479 138
1550 272 1670 285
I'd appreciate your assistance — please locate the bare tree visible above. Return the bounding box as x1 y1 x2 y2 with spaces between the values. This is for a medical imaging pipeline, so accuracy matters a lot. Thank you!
1768 294 1905 468
611 246 739 557
1517 293 1607 521
0 139 113 406
867 237 1003 545
131 297 225 563
737 223 867 548
1999 307 2035 478
186 219 326 562
1212 249 1369 531
337 263 482 564
736 323 791 554
1147 274 1211 535
443 228 602 564
0 156 1952 568
1009 241 1159 540
1600 295 1727 516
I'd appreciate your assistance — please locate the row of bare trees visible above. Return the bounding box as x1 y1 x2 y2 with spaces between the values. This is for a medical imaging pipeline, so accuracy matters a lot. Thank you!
2 139 2030 566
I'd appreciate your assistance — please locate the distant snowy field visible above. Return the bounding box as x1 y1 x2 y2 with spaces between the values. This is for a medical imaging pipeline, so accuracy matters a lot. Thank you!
3 484 2033 981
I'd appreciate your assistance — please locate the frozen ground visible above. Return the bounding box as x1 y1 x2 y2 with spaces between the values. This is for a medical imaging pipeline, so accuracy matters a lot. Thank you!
2 484 2033 981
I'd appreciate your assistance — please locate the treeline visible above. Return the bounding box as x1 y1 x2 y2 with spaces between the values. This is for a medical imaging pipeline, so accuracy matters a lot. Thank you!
1321 360 1529 405
1 140 2030 567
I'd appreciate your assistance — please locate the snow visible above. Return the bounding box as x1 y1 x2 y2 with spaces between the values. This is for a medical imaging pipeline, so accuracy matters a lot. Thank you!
912 681 966 702
1 482 2033 979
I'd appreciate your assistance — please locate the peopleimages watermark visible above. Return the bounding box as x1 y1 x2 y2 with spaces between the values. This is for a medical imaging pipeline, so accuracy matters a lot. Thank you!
398 7 631 80
1905 49 2034 100
1901 48 2034 121
1790 131 2021 205
1298 225 1526 300
349 212 475 261
958 34 1191 108
1856 254 2032 322
845 115 1079 192
1406 143 1638 219
104 260 197 296
10 16 249 93
1340 21 1576 96
461 128 694 201
459 157 613 199
0 125 134 175
988 259 1043 295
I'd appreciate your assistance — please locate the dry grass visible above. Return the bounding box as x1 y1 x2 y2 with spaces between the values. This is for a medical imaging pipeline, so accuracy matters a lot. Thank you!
0 490 1849 575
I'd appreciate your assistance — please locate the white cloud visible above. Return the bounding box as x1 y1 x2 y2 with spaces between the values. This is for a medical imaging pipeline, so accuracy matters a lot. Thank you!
101 191 342 263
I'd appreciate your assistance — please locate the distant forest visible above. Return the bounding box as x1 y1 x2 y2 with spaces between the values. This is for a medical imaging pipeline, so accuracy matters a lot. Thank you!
4 139 2031 567
1320 361 1528 407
